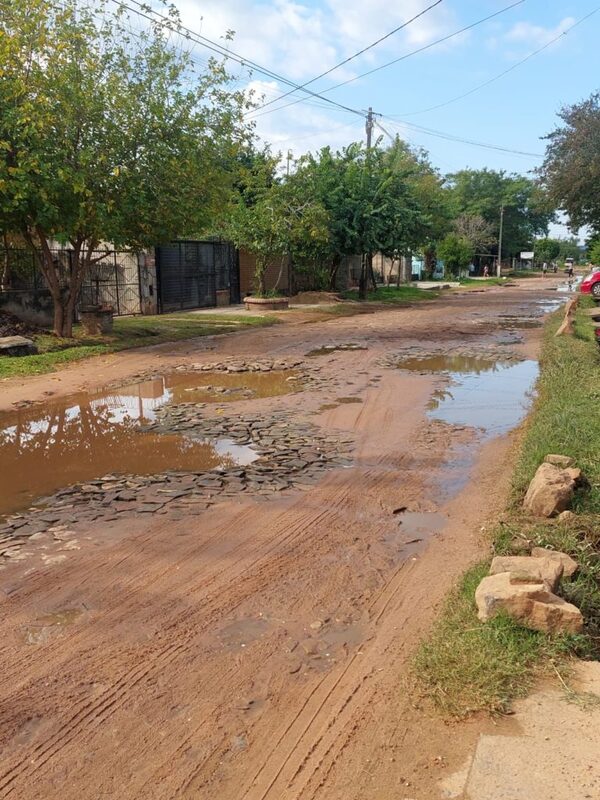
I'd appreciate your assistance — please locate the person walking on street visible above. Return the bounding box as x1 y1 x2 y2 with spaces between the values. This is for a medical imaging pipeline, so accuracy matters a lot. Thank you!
542 262 548 277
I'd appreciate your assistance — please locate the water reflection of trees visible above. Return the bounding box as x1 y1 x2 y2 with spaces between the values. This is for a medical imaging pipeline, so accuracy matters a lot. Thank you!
0 399 221 513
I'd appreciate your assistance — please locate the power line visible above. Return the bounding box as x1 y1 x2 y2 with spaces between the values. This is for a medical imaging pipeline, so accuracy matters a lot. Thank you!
250 0 444 114
382 118 543 158
247 0 524 121
396 6 600 116
108 0 367 119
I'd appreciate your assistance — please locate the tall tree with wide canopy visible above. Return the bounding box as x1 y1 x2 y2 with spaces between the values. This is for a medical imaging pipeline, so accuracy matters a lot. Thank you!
540 93 600 235
288 138 446 292
446 168 553 260
0 0 252 335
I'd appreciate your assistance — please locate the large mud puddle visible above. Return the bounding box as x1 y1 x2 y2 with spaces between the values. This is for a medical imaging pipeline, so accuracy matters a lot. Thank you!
0 372 277 514
397 355 539 438
119 369 298 405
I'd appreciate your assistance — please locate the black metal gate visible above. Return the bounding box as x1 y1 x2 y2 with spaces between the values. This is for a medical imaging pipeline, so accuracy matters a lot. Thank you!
155 240 239 313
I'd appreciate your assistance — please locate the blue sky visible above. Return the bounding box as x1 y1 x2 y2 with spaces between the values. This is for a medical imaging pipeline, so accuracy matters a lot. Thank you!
170 0 599 234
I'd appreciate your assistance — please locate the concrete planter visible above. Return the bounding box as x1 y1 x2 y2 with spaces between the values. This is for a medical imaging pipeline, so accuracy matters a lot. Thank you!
80 305 114 335
244 296 289 311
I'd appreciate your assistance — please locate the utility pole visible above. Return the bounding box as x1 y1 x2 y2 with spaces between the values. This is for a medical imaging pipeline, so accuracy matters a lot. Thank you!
497 204 504 278
360 108 375 299
366 106 374 149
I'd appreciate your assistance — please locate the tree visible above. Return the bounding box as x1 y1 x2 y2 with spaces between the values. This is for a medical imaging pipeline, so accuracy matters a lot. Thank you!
446 169 554 259
0 0 252 335
225 161 330 296
588 240 600 265
452 214 495 253
541 93 600 234
533 238 560 266
558 237 582 264
437 234 474 278
288 138 441 293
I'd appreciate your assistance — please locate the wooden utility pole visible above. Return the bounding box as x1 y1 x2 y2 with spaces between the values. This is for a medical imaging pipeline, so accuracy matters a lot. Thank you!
359 108 375 300
497 204 504 278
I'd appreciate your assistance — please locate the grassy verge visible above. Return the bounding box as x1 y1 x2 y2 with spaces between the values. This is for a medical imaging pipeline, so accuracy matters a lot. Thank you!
415 297 600 717
341 285 438 303
457 277 507 287
0 312 277 379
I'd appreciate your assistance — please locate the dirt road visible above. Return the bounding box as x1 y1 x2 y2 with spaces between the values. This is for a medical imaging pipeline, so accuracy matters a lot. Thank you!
0 281 563 799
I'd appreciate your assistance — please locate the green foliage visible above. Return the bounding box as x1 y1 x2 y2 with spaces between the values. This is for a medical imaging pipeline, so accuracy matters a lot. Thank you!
437 233 474 277
587 240 600 265
513 299 600 513
541 93 600 234
534 238 561 264
0 0 252 334
558 237 583 264
224 156 330 296
288 138 452 292
447 168 554 258
414 564 578 717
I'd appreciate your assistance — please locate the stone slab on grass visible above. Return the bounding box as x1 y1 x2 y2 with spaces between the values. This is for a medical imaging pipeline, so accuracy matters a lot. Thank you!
475 572 583 634
489 555 563 591
0 335 38 356
531 547 579 579
523 461 584 517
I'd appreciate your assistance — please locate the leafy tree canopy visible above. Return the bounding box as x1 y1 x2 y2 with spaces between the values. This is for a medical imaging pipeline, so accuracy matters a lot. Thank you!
446 168 554 258
437 233 474 278
541 93 600 234
533 238 561 264
0 0 253 334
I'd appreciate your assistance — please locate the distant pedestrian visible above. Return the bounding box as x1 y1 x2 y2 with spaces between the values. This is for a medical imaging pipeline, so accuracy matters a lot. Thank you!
483 265 489 278
553 263 558 273
567 264 574 279
542 262 548 277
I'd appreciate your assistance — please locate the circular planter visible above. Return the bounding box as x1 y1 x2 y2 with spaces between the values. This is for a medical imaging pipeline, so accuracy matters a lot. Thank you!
80 305 114 335
244 296 289 311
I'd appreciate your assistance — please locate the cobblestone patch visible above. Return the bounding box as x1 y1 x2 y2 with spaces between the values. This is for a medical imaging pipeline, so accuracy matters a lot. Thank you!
0 410 354 564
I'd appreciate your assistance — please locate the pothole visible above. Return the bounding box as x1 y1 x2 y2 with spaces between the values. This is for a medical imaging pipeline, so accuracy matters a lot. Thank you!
426 359 539 437
22 607 85 645
394 354 512 374
0 368 301 516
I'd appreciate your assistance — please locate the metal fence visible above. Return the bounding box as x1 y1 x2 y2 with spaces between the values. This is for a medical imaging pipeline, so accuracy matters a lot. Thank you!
1 247 142 316
155 240 239 312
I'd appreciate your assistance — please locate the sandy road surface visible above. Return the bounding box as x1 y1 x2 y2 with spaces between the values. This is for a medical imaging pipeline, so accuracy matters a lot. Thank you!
0 281 562 799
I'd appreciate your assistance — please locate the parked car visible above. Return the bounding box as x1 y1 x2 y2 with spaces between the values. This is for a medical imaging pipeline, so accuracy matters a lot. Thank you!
580 269 600 297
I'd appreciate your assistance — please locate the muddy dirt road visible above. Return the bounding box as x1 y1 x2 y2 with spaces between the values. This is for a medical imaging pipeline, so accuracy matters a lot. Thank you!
0 281 564 799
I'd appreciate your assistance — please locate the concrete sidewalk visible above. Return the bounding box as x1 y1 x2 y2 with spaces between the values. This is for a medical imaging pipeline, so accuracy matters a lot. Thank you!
439 662 600 800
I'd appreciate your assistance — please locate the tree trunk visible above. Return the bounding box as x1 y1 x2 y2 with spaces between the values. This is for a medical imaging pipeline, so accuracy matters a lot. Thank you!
368 252 377 291
358 253 367 300
255 257 266 296
1 233 11 291
329 255 341 291
424 247 436 280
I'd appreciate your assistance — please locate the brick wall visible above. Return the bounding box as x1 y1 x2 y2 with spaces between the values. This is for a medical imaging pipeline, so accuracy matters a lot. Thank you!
239 249 289 297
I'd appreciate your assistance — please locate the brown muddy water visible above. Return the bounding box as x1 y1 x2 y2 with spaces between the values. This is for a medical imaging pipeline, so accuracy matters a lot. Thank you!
0 371 286 515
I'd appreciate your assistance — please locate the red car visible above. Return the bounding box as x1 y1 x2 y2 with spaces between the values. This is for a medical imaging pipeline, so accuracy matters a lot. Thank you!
580 268 600 298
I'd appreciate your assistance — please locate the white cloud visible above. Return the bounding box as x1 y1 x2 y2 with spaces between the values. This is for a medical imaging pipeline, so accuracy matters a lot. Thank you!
504 17 576 49
175 0 458 81
245 79 365 158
